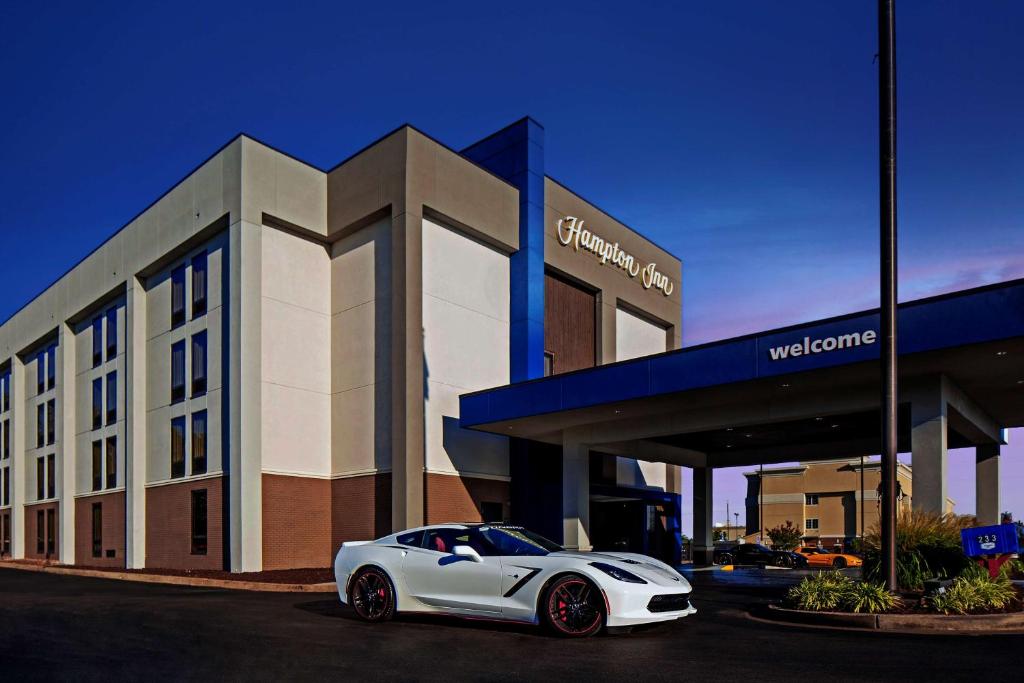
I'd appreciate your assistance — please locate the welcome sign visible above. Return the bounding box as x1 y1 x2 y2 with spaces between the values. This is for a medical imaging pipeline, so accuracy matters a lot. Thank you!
556 216 674 296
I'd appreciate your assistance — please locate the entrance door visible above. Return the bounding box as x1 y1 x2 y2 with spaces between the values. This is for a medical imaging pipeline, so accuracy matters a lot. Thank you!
401 528 504 614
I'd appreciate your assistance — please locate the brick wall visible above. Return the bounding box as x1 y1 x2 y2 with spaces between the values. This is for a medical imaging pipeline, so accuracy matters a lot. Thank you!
262 473 331 570
331 473 391 551
75 491 126 567
23 502 59 560
424 473 509 524
146 477 223 571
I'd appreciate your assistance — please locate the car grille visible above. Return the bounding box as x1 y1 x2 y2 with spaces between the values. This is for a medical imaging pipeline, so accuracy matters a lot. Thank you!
647 594 690 613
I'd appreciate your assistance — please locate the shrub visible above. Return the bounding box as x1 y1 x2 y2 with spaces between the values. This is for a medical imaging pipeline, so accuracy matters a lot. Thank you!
862 510 976 590
787 572 900 614
845 580 902 614
767 521 803 552
930 574 1018 615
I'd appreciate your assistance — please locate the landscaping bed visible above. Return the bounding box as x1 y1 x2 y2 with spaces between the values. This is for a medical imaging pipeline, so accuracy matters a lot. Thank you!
2 559 335 585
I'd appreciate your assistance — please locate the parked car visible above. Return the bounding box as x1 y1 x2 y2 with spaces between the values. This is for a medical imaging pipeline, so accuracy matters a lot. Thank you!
334 523 696 637
713 543 809 568
794 546 863 569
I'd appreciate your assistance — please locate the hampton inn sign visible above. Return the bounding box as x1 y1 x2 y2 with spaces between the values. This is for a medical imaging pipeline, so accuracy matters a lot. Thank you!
556 216 675 296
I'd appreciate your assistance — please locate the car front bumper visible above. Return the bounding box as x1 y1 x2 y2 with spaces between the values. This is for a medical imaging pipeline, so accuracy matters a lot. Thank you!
604 587 697 627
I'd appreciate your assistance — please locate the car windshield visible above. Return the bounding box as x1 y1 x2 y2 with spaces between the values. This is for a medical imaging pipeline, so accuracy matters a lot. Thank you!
478 526 563 556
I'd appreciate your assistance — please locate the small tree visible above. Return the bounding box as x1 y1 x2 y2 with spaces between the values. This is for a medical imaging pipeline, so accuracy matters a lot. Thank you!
767 521 803 551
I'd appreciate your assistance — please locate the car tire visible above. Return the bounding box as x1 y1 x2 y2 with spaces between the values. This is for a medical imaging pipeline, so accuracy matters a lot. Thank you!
348 566 396 623
832 557 848 570
542 574 605 638
775 554 793 568
717 554 733 566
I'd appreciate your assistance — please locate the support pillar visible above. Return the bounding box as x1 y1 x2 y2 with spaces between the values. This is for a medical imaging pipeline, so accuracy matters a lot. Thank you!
57 323 77 563
561 438 590 551
125 277 148 568
692 467 713 565
975 444 1001 526
910 382 948 515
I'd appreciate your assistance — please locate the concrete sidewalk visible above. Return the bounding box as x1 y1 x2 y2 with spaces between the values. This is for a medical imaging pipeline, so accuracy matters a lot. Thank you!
0 560 338 593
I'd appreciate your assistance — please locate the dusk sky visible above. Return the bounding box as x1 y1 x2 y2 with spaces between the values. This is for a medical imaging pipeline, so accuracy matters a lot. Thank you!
2 2 1021 534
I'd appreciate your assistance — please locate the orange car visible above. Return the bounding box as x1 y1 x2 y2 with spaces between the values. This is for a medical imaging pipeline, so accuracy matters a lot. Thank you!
795 546 863 569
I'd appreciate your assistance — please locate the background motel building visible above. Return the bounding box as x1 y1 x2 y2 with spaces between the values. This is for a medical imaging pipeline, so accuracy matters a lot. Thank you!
0 118 685 572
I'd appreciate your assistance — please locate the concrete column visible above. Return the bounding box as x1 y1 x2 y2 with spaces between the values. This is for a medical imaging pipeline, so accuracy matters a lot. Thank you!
975 444 1001 526
57 323 77 563
10 355 26 558
229 220 263 572
390 210 425 531
692 467 713 565
125 277 147 568
911 382 948 515
562 437 591 551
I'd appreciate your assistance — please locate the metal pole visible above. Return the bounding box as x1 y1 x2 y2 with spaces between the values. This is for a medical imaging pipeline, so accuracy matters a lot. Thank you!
759 463 764 543
860 454 865 541
878 0 899 592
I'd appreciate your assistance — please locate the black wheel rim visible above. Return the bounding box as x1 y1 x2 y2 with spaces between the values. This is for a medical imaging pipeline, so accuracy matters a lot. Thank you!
548 578 601 635
352 570 390 620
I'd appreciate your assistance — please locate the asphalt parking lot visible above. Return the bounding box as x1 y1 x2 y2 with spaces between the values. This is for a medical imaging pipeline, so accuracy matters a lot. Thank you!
1 567 1022 682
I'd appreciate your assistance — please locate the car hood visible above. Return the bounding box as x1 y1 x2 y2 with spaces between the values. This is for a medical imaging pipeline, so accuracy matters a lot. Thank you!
549 551 690 589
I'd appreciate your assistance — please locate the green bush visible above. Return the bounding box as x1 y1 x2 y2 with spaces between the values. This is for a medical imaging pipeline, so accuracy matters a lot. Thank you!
930 574 1018 615
766 521 803 552
787 572 900 614
862 510 975 590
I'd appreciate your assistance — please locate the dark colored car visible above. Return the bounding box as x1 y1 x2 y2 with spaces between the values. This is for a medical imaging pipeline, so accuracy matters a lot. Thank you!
713 543 809 568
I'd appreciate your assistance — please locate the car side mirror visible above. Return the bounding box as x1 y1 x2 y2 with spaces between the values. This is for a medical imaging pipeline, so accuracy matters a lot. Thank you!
452 545 482 562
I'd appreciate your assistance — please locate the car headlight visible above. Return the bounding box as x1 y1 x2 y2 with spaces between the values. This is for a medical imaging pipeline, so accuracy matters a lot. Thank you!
590 562 647 584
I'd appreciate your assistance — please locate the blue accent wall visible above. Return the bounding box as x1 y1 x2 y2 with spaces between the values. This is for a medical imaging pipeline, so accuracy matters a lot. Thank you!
462 118 546 382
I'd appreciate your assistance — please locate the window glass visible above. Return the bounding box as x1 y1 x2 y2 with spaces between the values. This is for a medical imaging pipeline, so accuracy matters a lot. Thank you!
191 331 207 396
36 510 44 553
3 419 8 458
191 489 208 555
92 503 102 558
170 417 186 478
36 457 44 499
106 372 117 425
192 252 207 318
171 341 186 403
171 264 186 328
46 453 55 499
2 372 9 412
92 441 102 491
478 526 562 556
396 530 425 547
2 467 9 506
92 378 103 430
36 403 44 447
106 437 117 489
46 399 55 445
36 353 45 395
106 308 117 360
191 411 207 475
46 346 56 390
92 317 103 367
46 508 55 555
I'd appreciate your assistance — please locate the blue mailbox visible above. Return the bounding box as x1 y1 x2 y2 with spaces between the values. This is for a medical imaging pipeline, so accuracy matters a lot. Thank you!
960 523 1020 557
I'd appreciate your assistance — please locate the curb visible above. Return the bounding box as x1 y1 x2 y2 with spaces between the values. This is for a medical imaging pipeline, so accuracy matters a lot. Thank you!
0 561 337 593
762 604 1024 634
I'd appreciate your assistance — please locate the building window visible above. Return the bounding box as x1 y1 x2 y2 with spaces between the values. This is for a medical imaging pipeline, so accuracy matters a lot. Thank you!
2 513 9 556
806 518 820 531
36 403 44 447
46 453 55 499
191 489 208 555
2 419 8 458
92 441 102 492
46 345 56 391
36 456 44 500
36 353 45 395
106 372 117 425
92 378 102 430
36 510 44 553
1 466 8 506
2 372 9 412
191 410 207 475
92 503 102 558
805 494 819 506
192 252 207 318
543 351 554 377
46 399 55 445
171 341 186 403
171 417 186 478
106 308 117 360
92 317 103 367
46 508 55 555
191 331 207 396
105 436 116 489
171 264 187 328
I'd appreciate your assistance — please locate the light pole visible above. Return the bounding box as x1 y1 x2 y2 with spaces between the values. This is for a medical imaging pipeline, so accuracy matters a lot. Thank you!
734 512 740 541
878 0 899 592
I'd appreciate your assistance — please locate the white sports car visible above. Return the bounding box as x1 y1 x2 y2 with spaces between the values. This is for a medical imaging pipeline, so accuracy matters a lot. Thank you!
334 523 695 637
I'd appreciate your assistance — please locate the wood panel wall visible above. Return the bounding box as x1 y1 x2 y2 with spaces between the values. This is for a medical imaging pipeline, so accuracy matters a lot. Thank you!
544 271 596 374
